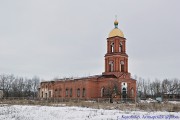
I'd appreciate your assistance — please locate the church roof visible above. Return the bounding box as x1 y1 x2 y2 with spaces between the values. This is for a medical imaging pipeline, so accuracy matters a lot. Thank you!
98 74 117 79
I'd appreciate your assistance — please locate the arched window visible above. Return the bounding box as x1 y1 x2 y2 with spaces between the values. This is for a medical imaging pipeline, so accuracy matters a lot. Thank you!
77 88 80 97
120 61 125 72
111 42 114 52
101 87 105 97
119 42 123 52
82 88 86 97
70 88 72 97
109 61 114 72
65 88 68 97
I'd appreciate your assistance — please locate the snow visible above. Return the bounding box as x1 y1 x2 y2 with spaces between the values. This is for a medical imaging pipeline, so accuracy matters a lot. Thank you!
0 104 179 120
168 101 180 104
140 98 157 103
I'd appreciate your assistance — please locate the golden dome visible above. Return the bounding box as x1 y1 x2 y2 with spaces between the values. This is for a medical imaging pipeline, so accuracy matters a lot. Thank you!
108 20 124 38
108 28 124 38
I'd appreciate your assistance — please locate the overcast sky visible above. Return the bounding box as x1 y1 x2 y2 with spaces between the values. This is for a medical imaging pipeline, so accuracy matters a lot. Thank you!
0 0 180 80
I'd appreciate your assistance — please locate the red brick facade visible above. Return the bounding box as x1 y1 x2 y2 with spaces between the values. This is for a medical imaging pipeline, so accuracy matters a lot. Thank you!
40 21 136 100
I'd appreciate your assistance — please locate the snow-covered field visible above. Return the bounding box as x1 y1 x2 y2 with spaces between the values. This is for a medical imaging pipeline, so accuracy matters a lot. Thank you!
0 104 179 120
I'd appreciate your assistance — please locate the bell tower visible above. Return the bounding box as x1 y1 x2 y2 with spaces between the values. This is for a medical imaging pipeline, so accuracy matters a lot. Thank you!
103 20 130 78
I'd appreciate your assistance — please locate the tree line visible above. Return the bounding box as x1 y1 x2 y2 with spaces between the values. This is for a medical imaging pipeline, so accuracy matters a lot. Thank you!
1 73 180 99
135 76 180 99
0 74 40 98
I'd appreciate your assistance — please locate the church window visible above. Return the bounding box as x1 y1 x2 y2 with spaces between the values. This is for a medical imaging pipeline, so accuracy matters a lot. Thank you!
101 87 105 97
77 88 80 97
109 61 114 72
65 88 68 97
49 91 51 98
41 91 43 98
111 42 114 52
82 88 86 97
119 42 123 52
45 93 47 99
120 61 125 72
70 88 72 97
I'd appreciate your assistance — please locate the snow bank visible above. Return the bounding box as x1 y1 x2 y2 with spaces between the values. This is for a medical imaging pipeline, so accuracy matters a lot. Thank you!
0 105 179 120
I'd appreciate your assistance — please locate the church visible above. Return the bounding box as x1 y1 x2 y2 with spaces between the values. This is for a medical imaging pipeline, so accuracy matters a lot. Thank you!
39 20 136 101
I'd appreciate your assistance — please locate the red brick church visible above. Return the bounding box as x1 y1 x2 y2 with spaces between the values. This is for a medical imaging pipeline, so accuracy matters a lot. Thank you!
40 20 136 101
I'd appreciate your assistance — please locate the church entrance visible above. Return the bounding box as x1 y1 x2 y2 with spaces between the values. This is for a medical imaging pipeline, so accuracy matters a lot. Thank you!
122 88 127 100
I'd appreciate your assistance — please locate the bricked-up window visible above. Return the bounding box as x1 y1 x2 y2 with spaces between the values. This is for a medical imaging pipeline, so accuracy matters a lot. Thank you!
109 61 114 72
82 88 86 97
49 91 51 98
70 88 72 97
130 88 134 97
111 42 114 52
119 42 123 52
77 88 80 97
58 89 61 97
66 89 68 97
120 61 124 72
55 89 57 97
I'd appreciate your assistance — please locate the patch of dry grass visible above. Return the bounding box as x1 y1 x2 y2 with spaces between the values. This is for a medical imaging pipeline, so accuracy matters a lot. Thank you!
136 102 180 112
0 99 180 112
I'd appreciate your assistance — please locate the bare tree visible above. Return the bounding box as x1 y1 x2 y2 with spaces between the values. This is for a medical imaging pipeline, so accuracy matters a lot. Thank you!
32 76 40 98
0 74 15 97
103 80 121 102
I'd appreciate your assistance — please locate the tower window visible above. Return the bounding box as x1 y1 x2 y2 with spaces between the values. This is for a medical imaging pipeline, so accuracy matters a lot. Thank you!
119 42 123 52
111 42 114 52
120 61 125 72
109 61 114 72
